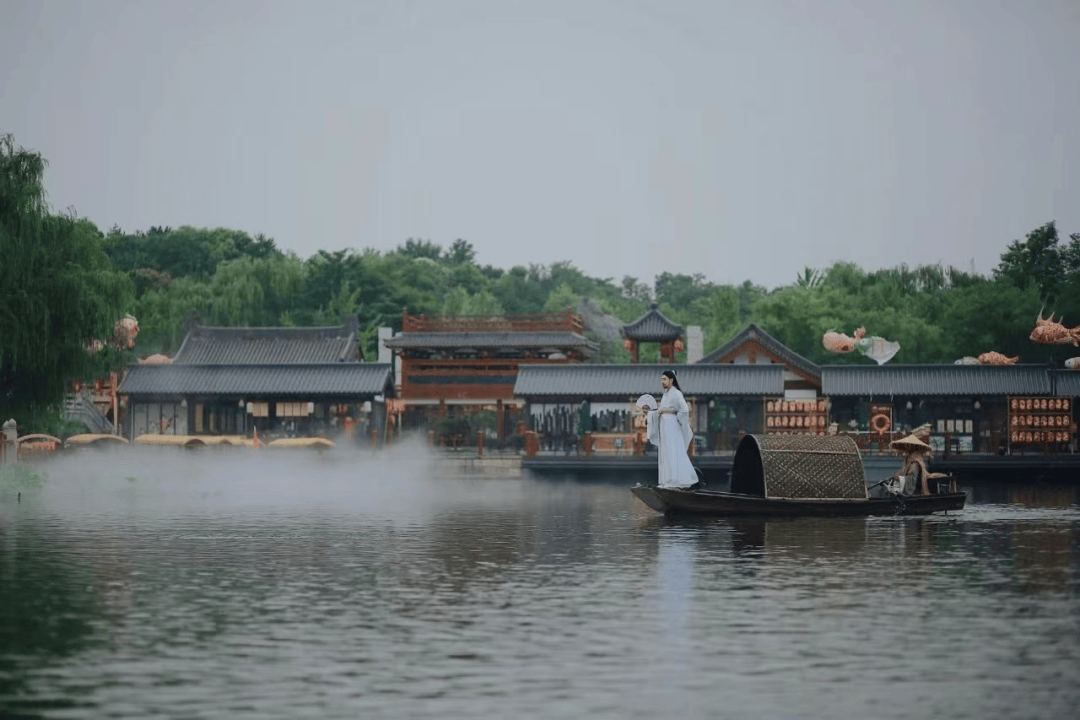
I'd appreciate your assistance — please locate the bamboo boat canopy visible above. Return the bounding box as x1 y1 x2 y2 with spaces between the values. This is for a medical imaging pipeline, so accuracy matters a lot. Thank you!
134 434 206 448
267 437 335 449
193 435 253 446
730 434 867 499
66 434 130 446
16 434 63 445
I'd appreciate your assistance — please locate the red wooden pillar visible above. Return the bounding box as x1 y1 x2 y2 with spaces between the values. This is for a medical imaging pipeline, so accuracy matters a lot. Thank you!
477 430 484 457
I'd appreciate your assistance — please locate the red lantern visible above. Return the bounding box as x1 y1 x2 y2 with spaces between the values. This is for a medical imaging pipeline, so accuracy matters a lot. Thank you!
674 339 684 353
623 339 633 352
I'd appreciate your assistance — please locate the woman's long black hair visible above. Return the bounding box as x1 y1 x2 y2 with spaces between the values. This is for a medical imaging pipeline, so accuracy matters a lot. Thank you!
662 369 681 391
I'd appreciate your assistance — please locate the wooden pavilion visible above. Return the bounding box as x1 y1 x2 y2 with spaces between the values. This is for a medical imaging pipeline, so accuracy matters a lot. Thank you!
622 303 684 363
383 309 598 442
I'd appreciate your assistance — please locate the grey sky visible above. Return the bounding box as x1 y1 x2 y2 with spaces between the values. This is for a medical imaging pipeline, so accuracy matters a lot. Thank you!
3 0 1078 289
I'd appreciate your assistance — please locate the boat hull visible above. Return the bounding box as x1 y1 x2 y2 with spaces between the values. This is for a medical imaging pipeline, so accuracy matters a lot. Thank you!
631 486 967 517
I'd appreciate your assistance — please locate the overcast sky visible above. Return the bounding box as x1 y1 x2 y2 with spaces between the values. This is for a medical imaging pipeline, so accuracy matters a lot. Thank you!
3 0 1078 289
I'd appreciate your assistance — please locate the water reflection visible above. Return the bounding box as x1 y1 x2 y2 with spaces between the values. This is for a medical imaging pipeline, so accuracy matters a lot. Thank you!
1 455 1078 719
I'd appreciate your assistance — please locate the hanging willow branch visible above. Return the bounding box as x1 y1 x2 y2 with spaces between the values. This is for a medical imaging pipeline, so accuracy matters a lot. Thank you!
0 134 133 415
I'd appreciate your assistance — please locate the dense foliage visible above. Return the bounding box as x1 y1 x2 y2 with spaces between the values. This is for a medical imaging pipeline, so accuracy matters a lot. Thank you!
3 133 1079 434
113 221 1079 367
0 134 132 429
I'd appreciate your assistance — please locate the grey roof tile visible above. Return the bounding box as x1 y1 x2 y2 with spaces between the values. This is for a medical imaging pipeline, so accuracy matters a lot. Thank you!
1053 369 1080 397
121 364 393 397
822 364 1053 397
514 364 784 398
622 304 683 342
173 321 361 364
383 331 598 351
697 324 821 380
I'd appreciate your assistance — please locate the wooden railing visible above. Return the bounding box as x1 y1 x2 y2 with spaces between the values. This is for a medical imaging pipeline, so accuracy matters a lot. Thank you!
403 310 584 334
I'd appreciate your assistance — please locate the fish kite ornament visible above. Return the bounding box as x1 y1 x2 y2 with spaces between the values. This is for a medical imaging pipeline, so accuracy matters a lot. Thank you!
1029 308 1080 346
138 353 172 364
822 327 900 365
954 356 982 366
978 352 1019 365
822 327 866 354
86 315 140 355
1065 358 1080 370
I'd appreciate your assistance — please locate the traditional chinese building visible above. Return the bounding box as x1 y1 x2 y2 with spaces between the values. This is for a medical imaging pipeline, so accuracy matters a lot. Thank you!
383 309 598 441
622 303 684 363
514 363 785 452
822 363 1077 455
694 324 825 443
119 316 393 442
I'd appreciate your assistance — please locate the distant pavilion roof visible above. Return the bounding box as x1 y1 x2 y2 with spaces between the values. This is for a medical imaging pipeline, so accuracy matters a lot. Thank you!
514 364 784 400
697 324 821 381
384 331 598 353
822 364 1054 397
173 317 362 364
121 364 393 397
622 304 683 342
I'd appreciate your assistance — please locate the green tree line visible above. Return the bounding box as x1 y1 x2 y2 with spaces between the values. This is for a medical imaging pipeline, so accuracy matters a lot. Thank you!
3 133 1079 430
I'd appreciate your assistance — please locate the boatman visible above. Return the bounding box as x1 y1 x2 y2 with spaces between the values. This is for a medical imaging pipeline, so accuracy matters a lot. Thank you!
886 431 947 495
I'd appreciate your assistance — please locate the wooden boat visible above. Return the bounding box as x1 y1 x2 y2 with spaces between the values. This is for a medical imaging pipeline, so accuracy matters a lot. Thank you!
631 433 966 517
631 485 967 517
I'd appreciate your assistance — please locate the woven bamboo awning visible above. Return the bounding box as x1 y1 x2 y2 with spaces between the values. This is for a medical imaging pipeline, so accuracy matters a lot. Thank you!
730 434 867 499
66 434 130 446
134 434 206 448
267 437 335 449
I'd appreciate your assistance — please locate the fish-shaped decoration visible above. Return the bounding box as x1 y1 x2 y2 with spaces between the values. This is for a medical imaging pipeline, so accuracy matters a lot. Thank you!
822 327 866 353
854 336 900 365
822 327 900 364
139 353 172 364
954 356 982 365
1030 307 1080 346
978 351 1019 365
86 315 140 354
1065 357 1080 370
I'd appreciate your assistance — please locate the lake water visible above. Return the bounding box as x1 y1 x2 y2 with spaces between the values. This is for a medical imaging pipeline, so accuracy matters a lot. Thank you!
1 447 1078 720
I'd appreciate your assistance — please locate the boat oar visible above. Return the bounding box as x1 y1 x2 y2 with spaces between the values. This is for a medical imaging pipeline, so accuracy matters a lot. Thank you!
867 477 893 490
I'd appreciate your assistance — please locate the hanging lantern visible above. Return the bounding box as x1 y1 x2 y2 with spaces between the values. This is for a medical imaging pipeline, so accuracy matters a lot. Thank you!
673 338 684 353
623 339 633 352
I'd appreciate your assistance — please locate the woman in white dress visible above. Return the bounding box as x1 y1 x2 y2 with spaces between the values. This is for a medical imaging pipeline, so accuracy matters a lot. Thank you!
638 370 697 489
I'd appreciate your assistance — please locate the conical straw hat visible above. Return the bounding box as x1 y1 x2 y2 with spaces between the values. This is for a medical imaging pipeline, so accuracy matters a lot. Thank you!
890 433 931 452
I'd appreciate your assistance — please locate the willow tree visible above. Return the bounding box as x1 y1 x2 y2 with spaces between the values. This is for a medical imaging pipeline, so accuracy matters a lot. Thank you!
0 134 131 429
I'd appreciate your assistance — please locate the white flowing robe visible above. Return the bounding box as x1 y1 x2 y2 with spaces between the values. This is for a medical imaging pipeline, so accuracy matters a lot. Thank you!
646 387 696 488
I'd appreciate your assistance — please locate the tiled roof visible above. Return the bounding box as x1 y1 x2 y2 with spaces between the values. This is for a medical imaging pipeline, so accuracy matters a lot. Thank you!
697 324 821 380
822 364 1053 397
121 364 393 397
514 364 785 398
383 331 598 352
1053 370 1080 397
622 304 683 342
173 320 361 364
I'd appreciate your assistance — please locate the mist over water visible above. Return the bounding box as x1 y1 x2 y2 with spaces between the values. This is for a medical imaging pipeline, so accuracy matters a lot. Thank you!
1 449 1078 719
